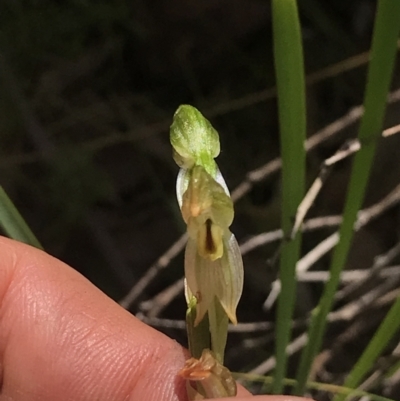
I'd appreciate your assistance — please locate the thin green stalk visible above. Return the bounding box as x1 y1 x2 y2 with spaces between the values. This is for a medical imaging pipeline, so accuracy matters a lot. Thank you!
0 186 43 249
208 297 229 364
294 0 400 394
333 295 400 401
271 0 306 393
186 296 211 360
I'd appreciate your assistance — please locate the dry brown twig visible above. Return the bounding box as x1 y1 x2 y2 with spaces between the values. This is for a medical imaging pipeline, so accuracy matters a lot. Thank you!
136 314 273 333
296 265 400 283
119 233 188 309
335 241 400 302
119 87 400 310
249 282 400 377
126 152 400 342
264 182 400 310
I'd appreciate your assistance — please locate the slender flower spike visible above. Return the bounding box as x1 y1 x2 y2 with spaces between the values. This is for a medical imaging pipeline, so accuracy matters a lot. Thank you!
170 105 244 327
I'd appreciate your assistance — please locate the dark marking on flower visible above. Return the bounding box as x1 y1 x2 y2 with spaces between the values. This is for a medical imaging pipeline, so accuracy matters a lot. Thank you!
205 219 216 254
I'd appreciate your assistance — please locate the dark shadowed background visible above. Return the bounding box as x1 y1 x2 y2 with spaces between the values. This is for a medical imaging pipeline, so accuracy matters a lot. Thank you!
1 1 400 399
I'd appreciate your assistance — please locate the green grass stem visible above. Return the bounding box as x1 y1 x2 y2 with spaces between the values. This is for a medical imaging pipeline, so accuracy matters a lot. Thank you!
271 0 306 393
294 0 400 394
236 372 396 401
333 295 400 401
0 186 43 249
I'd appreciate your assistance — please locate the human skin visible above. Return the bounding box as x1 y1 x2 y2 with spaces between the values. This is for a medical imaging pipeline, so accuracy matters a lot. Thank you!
0 236 312 401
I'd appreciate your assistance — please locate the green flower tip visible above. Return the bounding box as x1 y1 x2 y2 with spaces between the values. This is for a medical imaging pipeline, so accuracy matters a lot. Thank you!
170 105 220 175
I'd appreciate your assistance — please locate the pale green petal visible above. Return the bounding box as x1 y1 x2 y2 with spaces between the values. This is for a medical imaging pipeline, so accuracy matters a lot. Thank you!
184 278 194 305
181 166 214 225
185 231 243 326
177 165 230 212
173 148 194 170
208 180 234 230
214 167 230 196
176 168 190 208
213 231 244 325
208 297 229 364
185 238 216 326
181 166 234 235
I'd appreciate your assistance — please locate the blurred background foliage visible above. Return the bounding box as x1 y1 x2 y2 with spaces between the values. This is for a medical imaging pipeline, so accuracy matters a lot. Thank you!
1 1 400 398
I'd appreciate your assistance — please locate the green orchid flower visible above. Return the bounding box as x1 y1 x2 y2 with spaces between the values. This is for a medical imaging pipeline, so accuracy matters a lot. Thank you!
181 165 242 325
170 104 243 396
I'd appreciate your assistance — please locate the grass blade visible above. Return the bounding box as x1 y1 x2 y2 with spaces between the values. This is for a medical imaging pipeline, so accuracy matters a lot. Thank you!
294 0 400 394
0 186 43 249
271 0 306 393
333 295 400 401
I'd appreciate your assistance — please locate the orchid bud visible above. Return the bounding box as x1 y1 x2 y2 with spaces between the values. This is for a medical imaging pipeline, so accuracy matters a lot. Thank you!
170 105 220 177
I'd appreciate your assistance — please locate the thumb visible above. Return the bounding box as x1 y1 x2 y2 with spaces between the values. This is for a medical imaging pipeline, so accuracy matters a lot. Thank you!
0 236 187 400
